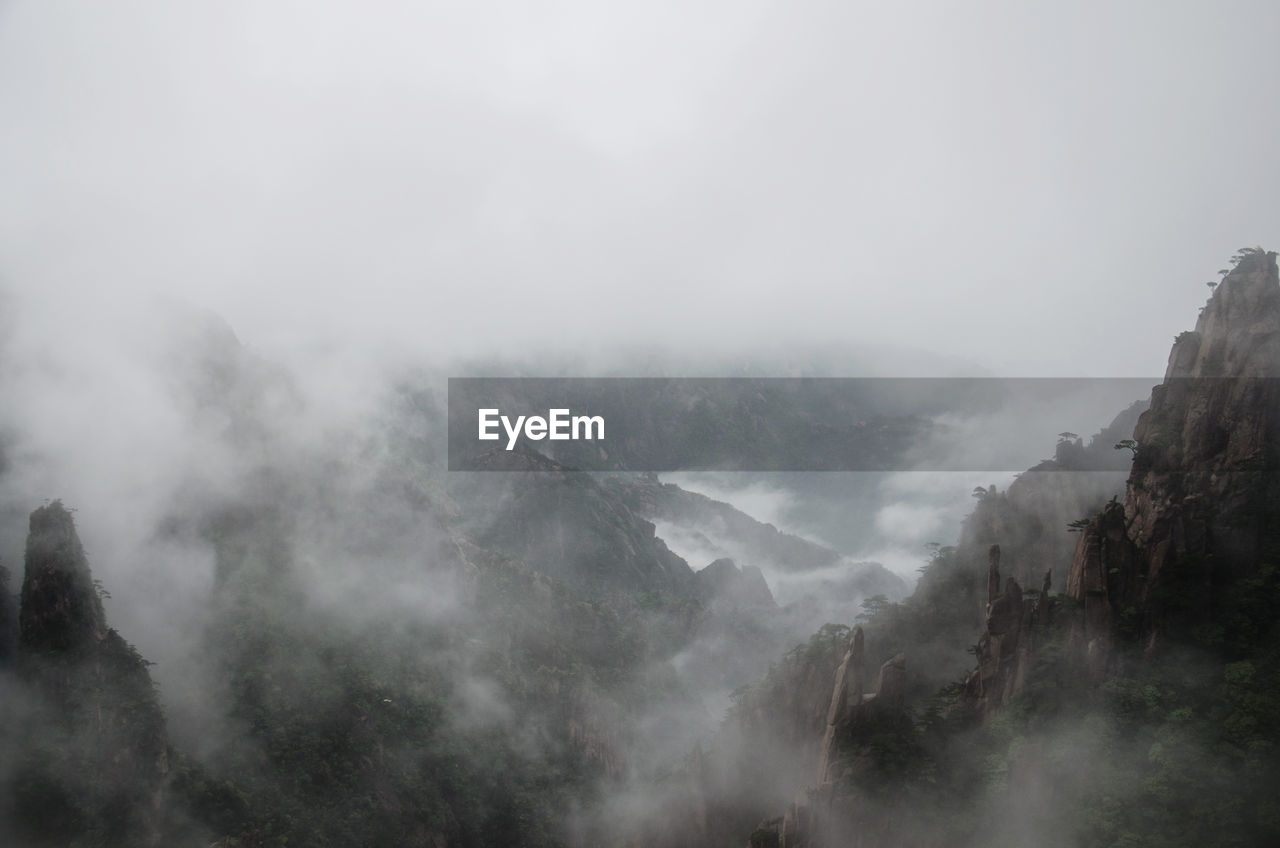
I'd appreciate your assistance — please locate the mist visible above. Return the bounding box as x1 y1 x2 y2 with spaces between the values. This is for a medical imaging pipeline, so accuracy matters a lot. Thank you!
2 2 1279 846
4 1 1280 374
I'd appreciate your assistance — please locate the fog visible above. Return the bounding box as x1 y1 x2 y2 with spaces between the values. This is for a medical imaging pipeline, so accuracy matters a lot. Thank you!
1 2 1277 846
4 1 1280 375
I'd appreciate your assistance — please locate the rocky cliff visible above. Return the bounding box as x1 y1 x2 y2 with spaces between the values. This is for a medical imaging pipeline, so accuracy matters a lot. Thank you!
955 399 1144 598
749 634 913 848
1069 249 1280 670
19 501 107 653
3 501 174 846
961 544 1053 717
730 249 1280 847
953 252 1280 719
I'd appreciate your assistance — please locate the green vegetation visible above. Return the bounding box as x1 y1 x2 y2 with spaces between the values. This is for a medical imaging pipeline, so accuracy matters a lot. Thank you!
791 503 1280 847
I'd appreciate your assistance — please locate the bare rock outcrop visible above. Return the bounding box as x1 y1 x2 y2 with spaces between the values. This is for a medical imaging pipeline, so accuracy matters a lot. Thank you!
961 544 1052 719
752 250 1280 848
956 401 1141 596
815 627 865 783
1066 250 1280 669
781 649 912 848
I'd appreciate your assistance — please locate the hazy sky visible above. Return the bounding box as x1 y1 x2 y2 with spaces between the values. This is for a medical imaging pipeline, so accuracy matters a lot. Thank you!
2 1 1278 375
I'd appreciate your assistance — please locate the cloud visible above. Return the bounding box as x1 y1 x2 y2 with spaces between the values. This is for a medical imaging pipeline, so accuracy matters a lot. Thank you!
2 1 1278 374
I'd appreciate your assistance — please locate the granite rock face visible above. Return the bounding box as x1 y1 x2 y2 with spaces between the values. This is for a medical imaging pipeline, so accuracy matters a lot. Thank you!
1068 250 1280 667
815 626 866 784
776 640 913 848
750 253 1280 847
961 545 1052 719
969 253 1280 703
956 401 1141 603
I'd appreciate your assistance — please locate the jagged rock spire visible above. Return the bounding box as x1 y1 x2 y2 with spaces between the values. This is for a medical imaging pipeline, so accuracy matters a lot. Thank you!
790 648 910 846
11 501 172 845
19 500 106 652
816 626 864 783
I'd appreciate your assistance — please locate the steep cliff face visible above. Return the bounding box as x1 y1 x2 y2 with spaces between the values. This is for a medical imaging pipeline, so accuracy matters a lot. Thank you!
726 251 1280 848
755 639 914 848
956 398 1144 596
731 625 856 774
19 501 107 653
960 254 1280 710
1069 250 1280 665
961 545 1053 718
3 501 173 846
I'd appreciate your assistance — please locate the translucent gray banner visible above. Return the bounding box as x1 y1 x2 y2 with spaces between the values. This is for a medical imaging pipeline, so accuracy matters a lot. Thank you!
446 377 1169 472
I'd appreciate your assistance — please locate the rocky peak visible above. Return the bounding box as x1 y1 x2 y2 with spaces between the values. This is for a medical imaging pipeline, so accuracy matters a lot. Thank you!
739 250 1280 848
1067 249 1280 663
692 557 776 609
1168 249 1280 379
19 500 107 653
963 543 1052 718
1135 253 1280 498
777 645 913 848
815 626 865 783
7 502 173 845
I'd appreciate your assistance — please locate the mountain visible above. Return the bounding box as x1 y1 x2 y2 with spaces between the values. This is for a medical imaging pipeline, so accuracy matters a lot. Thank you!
603 473 907 605
728 248 1280 848
1074 248 1280 662
3 250 1278 847
1 502 175 847
448 455 697 597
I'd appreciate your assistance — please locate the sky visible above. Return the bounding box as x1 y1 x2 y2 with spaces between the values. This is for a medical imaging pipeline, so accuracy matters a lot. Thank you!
2 0 1279 376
